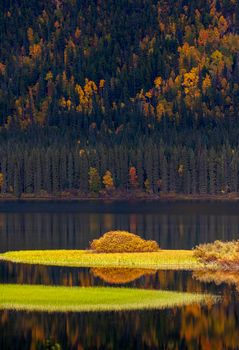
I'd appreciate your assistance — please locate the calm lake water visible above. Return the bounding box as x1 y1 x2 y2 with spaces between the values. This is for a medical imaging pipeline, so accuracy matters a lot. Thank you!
1 201 239 349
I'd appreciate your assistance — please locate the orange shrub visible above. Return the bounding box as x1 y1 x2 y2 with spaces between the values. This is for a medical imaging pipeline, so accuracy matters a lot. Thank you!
90 231 160 253
193 240 239 269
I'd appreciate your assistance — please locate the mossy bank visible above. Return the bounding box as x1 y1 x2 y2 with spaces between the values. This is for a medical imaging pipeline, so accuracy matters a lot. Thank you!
0 284 213 312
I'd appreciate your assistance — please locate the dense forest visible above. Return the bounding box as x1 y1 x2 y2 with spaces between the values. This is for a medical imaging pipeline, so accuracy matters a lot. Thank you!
1 0 239 197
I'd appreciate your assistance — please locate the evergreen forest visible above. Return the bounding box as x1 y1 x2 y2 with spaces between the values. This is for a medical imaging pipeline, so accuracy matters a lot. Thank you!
1 0 239 197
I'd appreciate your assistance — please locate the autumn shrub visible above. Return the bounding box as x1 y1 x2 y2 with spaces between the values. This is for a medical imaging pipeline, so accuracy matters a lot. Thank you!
193 240 239 269
91 267 157 284
90 231 160 253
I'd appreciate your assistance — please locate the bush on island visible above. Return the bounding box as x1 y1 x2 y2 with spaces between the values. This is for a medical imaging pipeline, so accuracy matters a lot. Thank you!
90 231 160 253
193 240 239 269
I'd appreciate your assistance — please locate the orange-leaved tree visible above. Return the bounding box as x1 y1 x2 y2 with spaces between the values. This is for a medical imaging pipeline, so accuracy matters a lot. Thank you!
103 170 114 191
129 166 138 189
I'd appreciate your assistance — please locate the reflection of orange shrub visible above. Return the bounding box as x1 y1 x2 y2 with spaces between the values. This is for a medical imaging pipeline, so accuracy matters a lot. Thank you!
193 270 239 291
91 267 157 284
90 231 159 253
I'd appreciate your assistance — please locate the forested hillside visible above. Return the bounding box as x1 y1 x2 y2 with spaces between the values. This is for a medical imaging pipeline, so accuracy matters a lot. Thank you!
1 0 239 197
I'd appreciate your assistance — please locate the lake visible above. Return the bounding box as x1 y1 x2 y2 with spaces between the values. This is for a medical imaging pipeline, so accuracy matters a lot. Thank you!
0 201 239 349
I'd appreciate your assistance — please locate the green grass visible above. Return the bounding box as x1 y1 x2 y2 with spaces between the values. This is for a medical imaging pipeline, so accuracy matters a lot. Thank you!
0 249 201 270
0 284 213 312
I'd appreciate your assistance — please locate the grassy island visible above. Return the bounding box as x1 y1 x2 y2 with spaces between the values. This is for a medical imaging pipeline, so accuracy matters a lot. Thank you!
0 249 200 270
1 238 238 271
0 284 213 312
0 231 201 270
4 234 238 271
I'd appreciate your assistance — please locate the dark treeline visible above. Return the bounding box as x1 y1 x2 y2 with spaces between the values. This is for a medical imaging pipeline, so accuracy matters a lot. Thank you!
1 141 238 197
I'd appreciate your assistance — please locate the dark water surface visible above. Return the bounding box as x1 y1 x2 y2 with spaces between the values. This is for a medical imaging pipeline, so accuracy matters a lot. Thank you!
1 200 239 252
1 201 239 349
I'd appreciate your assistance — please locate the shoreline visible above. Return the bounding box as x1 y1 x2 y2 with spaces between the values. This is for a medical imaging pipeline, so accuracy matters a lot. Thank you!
1 193 239 202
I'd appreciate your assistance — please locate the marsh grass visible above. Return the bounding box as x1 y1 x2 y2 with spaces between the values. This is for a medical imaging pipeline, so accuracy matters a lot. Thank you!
194 240 239 269
0 249 200 270
0 284 213 312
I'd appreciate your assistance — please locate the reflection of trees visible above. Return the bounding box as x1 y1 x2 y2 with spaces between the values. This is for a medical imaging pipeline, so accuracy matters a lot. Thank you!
1 299 239 350
193 270 239 292
91 267 157 284
1 263 205 291
179 295 239 350
0 262 96 287
4 263 239 349
2 210 239 252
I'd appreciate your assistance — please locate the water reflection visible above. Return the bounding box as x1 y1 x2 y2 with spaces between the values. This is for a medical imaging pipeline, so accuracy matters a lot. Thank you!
1 297 239 350
0 264 238 349
91 267 157 284
0 261 226 295
193 270 239 292
1 202 239 252
1 202 239 349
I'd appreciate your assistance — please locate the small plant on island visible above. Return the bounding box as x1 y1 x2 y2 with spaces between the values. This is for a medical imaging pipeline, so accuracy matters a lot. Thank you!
90 231 160 253
193 240 239 269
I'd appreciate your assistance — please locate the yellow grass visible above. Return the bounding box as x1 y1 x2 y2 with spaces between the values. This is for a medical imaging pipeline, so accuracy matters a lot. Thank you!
0 249 201 270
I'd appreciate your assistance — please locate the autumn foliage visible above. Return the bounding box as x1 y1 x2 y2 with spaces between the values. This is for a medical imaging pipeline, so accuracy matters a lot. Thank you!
194 240 239 269
2 0 239 130
102 170 114 190
129 167 138 188
90 231 160 253
2 1 239 198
